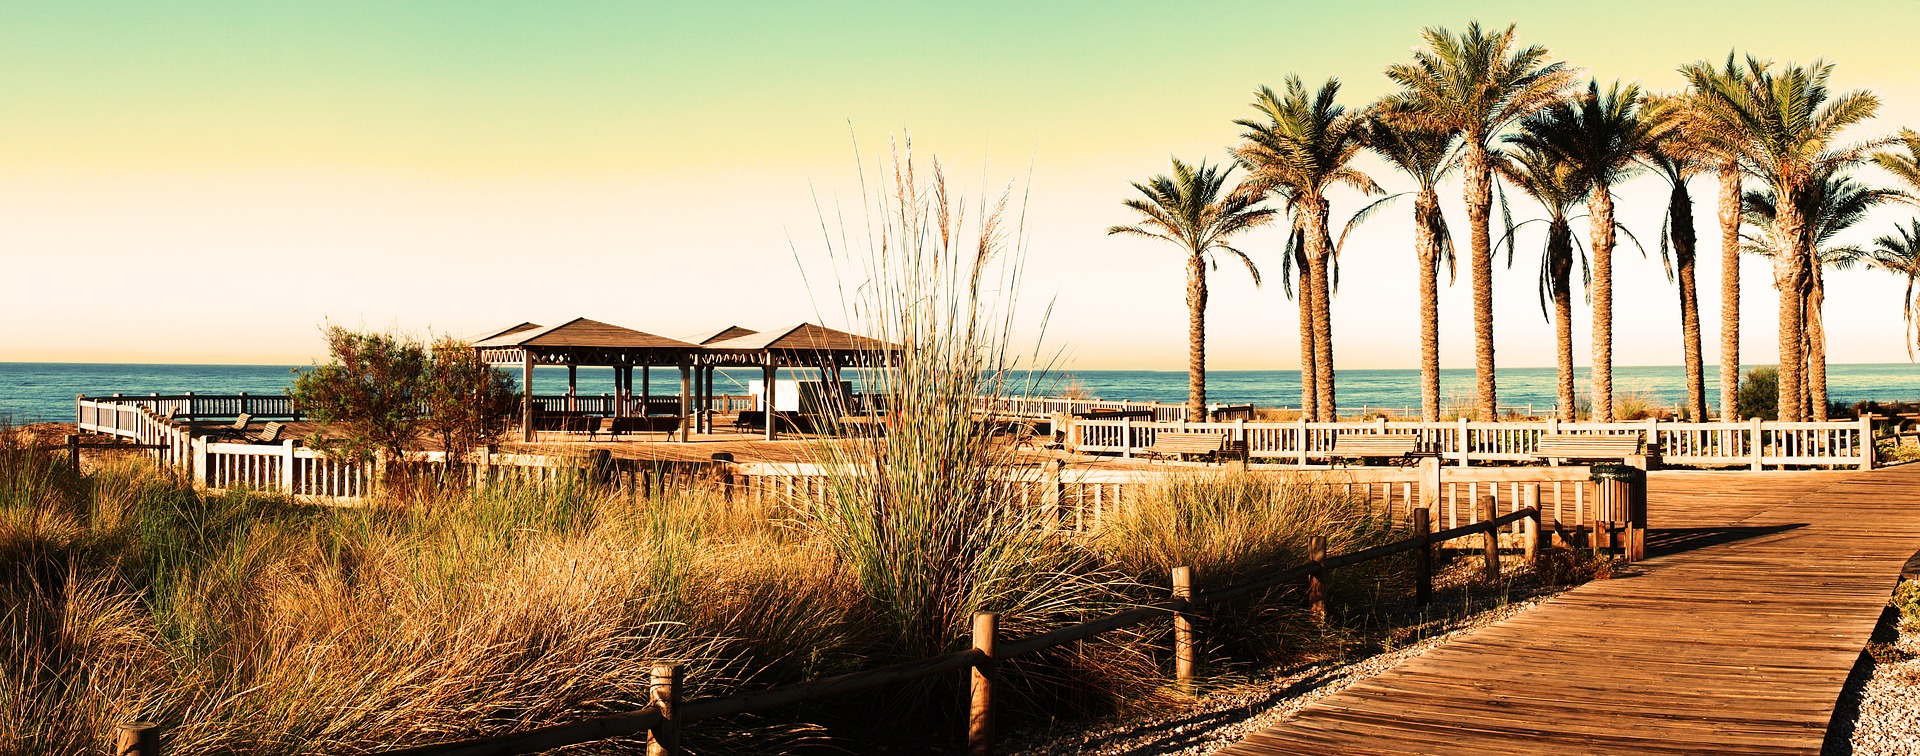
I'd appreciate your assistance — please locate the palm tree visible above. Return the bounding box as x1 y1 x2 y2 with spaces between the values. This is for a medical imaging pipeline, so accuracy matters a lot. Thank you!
1642 109 1712 421
1108 158 1276 419
1867 220 1920 358
1680 54 1751 420
1234 75 1377 421
1383 22 1577 420
1493 143 1592 421
1680 56 1886 421
1743 173 1893 419
1365 112 1462 421
1511 80 1658 422
1872 129 1920 205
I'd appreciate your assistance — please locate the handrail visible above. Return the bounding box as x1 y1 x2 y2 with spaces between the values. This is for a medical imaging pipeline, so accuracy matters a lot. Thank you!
368 506 1545 756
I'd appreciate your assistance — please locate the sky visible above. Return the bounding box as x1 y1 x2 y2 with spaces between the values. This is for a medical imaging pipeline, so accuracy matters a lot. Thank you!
4 0 1920 371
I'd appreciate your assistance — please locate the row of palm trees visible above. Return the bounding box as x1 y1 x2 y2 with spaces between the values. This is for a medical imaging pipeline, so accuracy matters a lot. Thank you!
1111 21 1920 424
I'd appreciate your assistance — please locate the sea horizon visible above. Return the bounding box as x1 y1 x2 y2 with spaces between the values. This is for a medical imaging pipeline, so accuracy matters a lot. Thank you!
6 360 1917 424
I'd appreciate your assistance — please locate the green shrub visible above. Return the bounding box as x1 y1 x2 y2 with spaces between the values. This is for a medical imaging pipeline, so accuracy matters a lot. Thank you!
1735 366 1779 420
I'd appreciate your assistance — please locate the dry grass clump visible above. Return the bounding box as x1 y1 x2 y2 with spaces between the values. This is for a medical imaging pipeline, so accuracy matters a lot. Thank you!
0 431 864 754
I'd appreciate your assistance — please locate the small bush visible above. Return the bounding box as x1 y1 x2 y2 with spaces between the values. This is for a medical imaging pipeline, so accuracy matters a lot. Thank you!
1735 366 1779 420
1894 579 1920 626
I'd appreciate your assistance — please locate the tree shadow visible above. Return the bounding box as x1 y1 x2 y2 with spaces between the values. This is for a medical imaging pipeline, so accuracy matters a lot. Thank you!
1645 523 1807 558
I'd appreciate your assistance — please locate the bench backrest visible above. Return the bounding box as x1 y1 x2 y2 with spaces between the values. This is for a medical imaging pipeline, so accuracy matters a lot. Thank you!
1146 431 1227 452
1534 433 1641 455
1331 436 1420 452
256 422 284 443
230 413 252 431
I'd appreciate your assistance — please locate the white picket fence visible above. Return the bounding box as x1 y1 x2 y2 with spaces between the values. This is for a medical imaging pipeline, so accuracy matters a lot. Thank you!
1061 415 1876 470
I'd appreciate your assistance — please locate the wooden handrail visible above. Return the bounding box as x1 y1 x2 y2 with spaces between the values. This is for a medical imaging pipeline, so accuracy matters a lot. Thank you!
368 505 1543 756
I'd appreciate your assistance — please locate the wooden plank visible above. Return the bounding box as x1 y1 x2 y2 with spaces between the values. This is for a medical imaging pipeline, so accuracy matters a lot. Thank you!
1219 465 1920 756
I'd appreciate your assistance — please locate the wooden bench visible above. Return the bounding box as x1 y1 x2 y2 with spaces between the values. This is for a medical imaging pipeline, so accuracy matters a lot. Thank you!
1531 433 1643 464
1329 435 1428 464
248 421 284 444
1140 431 1229 462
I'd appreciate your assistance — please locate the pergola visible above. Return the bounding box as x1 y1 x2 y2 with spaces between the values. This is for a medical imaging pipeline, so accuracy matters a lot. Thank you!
474 317 702 441
701 323 902 440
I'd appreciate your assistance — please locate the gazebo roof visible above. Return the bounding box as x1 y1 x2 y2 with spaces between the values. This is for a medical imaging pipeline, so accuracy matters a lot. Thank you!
473 321 543 343
474 317 698 350
682 325 760 345
703 322 899 353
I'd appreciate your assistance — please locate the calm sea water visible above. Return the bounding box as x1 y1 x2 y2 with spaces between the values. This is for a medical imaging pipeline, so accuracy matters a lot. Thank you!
3 361 1918 424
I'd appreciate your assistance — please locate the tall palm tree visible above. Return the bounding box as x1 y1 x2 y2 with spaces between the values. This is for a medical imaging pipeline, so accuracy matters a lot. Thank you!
1743 173 1893 419
1383 22 1577 420
1365 112 1462 421
1494 143 1592 421
1234 75 1377 421
1680 56 1885 420
1681 54 1751 420
1872 129 1920 206
1108 158 1276 419
1511 80 1658 422
1642 110 1712 421
1867 219 1920 358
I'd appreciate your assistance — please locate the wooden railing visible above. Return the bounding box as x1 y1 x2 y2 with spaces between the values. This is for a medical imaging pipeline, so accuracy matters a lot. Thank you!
1062 415 1877 470
354 500 1566 756
78 393 302 422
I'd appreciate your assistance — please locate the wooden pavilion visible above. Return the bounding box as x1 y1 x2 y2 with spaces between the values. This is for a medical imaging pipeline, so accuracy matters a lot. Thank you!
474 317 702 441
700 323 903 440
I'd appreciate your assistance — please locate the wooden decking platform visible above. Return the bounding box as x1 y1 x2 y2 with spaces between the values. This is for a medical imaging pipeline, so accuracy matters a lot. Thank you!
1222 465 1920 755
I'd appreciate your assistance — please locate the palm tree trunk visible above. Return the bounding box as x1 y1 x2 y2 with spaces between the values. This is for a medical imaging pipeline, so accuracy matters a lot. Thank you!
1295 248 1316 416
1415 190 1443 422
1717 164 1741 419
1773 195 1809 421
1186 252 1207 421
1672 182 1706 421
1464 144 1499 420
1550 219 1577 422
1808 269 1828 420
1304 197 1337 421
1590 189 1617 423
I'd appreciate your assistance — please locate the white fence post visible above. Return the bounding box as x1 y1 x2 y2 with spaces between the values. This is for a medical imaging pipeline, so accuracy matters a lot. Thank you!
1750 417 1764 471
1861 414 1876 471
1121 417 1133 459
1296 416 1309 466
281 440 297 495
1458 417 1470 468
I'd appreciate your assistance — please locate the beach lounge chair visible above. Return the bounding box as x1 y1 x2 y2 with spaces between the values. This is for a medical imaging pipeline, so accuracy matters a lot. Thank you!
247 422 284 444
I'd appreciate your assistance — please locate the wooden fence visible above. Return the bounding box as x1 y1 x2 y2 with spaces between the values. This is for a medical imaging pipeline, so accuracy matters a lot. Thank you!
1061 414 1877 470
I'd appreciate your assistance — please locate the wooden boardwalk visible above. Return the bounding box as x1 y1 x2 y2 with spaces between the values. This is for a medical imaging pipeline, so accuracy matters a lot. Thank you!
1222 465 1920 755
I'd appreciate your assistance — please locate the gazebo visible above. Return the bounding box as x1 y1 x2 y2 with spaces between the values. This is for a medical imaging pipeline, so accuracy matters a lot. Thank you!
700 323 903 440
474 317 702 441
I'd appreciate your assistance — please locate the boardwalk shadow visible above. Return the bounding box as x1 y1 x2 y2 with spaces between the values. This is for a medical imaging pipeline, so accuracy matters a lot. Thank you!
1016 665 1345 755
1645 523 1806 558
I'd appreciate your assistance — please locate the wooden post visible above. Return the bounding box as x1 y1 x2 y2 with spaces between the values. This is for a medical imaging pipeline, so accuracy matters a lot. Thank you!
1457 416 1471 467
1861 414 1876 471
1042 459 1064 530
647 663 681 756
642 365 652 416
1412 508 1432 607
65 433 80 469
281 439 296 495
1750 416 1764 471
969 612 997 756
1417 456 1441 514
522 351 535 442
566 364 578 411
1307 537 1327 621
678 360 691 443
1481 497 1500 580
762 362 778 441
1171 566 1196 685
1523 484 1541 565
115 721 159 756
1296 415 1309 466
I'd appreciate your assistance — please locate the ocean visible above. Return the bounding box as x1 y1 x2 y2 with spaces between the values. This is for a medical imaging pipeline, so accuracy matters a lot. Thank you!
3 361 1918 424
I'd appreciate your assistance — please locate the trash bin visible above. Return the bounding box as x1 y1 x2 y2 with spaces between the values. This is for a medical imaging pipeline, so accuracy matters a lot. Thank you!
1589 463 1647 561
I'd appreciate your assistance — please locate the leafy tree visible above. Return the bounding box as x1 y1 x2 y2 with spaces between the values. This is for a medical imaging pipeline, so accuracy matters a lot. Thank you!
1678 56 1886 420
291 327 516 467
1234 75 1377 420
1383 21 1577 419
1108 159 1276 420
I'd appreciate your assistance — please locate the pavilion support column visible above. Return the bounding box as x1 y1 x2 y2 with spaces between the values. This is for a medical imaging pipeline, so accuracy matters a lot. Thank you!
642 366 651 417
567 364 577 411
614 366 627 418
522 351 535 442
678 359 692 443
763 362 778 441
701 364 714 433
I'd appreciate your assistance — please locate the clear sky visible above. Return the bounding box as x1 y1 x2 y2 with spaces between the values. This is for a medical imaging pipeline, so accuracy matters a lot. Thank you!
4 1 1919 370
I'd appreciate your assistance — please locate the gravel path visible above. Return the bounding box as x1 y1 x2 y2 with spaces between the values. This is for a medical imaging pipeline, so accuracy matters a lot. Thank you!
1827 592 1920 756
